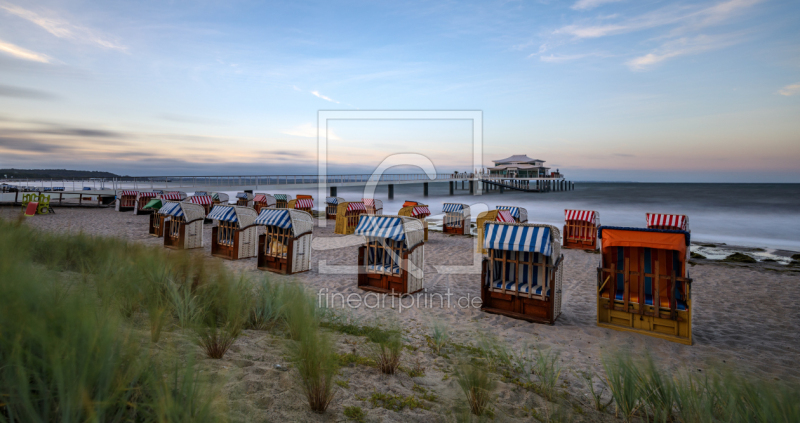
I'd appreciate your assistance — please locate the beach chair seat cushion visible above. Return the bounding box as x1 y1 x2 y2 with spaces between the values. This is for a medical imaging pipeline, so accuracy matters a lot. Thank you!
368 264 401 274
491 279 550 296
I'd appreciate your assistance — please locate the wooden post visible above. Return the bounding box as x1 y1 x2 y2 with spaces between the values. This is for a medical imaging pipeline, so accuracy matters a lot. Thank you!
423 182 428 197
330 186 337 197
388 184 394 200
469 180 474 194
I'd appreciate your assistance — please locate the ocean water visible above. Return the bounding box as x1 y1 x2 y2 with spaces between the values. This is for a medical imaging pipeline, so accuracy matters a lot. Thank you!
247 182 800 252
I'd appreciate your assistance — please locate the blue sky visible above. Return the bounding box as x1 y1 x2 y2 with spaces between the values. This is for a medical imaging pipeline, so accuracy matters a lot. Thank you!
0 0 798 181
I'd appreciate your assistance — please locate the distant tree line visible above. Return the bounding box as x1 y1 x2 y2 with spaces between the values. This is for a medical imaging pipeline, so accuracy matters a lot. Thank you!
1 169 123 179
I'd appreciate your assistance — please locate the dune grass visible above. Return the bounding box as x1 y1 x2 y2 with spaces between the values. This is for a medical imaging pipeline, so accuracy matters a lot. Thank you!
454 362 496 417
0 218 225 422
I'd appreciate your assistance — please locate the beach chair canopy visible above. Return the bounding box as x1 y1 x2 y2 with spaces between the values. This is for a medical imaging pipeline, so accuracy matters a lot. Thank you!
326 196 344 205
194 191 209 196
144 199 162 210
496 206 521 219
565 209 598 224
254 194 266 202
496 210 514 223
443 203 469 216
118 190 138 197
347 202 366 212
598 226 690 261
190 195 213 205
274 194 292 201
208 205 257 227
254 208 313 236
484 222 553 256
646 213 688 231
355 215 424 248
161 192 183 201
295 198 313 209
403 200 419 207
235 192 248 199
159 202 184 217
411 206 430 218
137 192 158 199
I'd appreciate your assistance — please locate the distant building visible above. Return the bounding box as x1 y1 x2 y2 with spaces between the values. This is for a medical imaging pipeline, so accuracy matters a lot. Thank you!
487 155 553 178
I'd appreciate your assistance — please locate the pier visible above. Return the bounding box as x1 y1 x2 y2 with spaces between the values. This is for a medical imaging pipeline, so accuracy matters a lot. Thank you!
1 173 574 206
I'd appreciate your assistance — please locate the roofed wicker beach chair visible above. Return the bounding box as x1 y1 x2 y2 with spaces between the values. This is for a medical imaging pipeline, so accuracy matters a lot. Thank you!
442 203 471 235
496 205 528 223
273 194 293 209
160 201 205 250
189 194 214 216
115 190 138 212
363 198 383 216
208 205 259 260
563 209 600 250
288 195 314 214
211 192 229 205
255 208 313 275
398 201 431 241
235 192 254 207
476 209 516 253
145 198 166 237
355 215 425 295
335 201 366 235
253 193 276 213
596 226 693 345
646 213 689 232
133 191 159 215
325 196 345 219
481 222 564 324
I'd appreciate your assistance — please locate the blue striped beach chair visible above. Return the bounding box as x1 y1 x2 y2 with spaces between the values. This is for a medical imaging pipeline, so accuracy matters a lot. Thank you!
255 208 313 274
355 215 425 295
481 222 564 324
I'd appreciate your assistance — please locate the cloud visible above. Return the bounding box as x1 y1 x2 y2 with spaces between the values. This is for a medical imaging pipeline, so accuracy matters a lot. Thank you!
282 123 341 141
555 0 761 39
0 2 126 50
539 52 601 62
778 83 800 97
311 90 339 103
157 113 226 125
0 40 50 62
0 136 63 153
626 33 740 70
0 84 56 100
571 0 624 11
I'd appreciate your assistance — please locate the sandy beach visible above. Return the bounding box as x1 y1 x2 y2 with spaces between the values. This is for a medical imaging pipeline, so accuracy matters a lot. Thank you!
3 206 799 421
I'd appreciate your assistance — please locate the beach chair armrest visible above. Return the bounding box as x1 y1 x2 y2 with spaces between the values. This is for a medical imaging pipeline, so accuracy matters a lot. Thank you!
552 254 564 271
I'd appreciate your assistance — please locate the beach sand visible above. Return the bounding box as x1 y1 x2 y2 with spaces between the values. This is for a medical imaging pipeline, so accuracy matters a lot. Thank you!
4 206 799 421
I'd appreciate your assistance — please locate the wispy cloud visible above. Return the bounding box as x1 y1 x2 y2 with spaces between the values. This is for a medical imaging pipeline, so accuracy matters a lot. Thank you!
626 33 740 70
0 84 56 100
282 123 341 141
310 90 339 103
571 0 624 11
548 0 763 70
0 2 126 50
539 52 606 62
778 83 800 96
0 40 50 63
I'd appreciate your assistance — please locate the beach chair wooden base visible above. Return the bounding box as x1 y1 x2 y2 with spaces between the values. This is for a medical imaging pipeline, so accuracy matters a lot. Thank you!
357 244 423 296
256 233 311 275
597 298 692 345
149 214 166 237
562 224 598 250
443 224 468 235
164 219 203 250
326 213 336 220
211 227 257 260
480 258 559 324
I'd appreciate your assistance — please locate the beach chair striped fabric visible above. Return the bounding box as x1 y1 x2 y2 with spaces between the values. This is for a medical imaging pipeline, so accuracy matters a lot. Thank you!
496 206 528 223
159 202 185 217
255 208 313 274
355 215 407 242
119 190 138 197
160 192 183 201
295 198 313 209
190 195 213 205
442 203 464 213
208 205 238 222
484 223 552 256
566 209 597 223
326 197 341 205
496 209 514 223
347 202 366 212
646 213 688 232
411 206 430 218
255 208 293 229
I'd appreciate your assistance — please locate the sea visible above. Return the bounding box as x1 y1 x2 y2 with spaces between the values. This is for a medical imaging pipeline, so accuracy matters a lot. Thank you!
262 182 800 257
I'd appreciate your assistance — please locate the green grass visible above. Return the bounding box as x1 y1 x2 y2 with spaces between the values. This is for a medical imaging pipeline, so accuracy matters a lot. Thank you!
343 405 366 422
454 362 496 417
369 392 429 411
0 218 224 422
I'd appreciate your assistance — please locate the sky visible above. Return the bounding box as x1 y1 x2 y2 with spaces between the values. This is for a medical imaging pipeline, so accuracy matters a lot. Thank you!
0 0 798 182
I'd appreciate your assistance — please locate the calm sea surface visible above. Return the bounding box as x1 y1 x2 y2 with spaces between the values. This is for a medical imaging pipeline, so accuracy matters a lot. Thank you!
259 182 800 252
